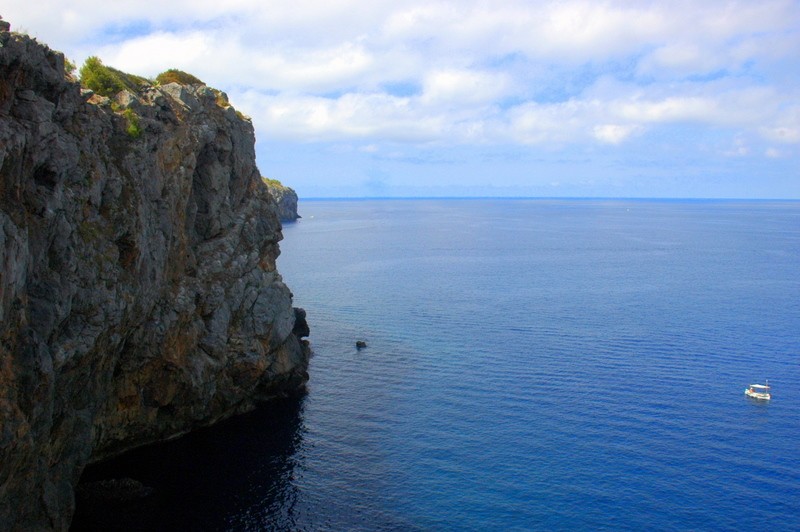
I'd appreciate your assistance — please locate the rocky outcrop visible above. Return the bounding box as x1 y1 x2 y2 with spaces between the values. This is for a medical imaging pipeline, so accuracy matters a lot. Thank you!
0 26 309 530
263 179 301 222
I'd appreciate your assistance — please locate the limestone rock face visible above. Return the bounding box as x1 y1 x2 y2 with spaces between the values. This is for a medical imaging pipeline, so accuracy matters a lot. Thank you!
0 29 309 530
264 179 301 222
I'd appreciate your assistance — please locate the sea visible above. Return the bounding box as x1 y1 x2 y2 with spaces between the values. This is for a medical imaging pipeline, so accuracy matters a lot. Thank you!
74 199 800 531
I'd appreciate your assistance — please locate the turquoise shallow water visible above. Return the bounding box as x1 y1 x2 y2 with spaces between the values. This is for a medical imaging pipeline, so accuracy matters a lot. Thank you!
75 199 800 531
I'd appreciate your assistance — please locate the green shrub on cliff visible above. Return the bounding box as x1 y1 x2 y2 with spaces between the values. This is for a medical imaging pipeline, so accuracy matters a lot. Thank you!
155 68 204 86
262 177 285 188
79 57 122 96
123 108 142 138
79 56 149 97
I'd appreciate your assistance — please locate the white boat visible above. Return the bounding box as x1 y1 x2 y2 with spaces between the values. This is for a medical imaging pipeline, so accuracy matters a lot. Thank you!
745 382 771 401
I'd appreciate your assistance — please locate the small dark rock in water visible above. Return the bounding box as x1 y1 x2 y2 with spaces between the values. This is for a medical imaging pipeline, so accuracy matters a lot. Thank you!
356 340 367 349
293 307 310 338
76 478 154 503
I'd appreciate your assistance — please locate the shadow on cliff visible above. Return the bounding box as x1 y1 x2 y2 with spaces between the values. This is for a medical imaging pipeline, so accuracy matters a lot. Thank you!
71 393 308 531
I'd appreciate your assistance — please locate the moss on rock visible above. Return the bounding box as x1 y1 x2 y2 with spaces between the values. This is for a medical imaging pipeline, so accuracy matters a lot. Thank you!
156 68 204 86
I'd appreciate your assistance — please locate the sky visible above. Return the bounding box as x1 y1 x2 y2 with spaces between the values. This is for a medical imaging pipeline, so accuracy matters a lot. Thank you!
4 1 800 198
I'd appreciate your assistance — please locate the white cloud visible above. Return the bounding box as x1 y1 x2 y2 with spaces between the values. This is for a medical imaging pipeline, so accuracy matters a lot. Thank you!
637 43 725 78
593 124 643 144
227 77 799 150
616 96 718 123
237 91 446 143
3 0 800 151
421 69 511 106
97 32 212 74
94 32 378 93
504 100 589 145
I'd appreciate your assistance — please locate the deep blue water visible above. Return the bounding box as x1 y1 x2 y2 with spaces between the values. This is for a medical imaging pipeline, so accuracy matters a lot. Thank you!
75 199 800 531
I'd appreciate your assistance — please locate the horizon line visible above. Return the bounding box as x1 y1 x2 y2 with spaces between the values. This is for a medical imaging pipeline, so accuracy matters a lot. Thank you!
298 195 800 202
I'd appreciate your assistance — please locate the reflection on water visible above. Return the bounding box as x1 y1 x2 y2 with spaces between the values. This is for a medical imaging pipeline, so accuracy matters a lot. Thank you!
72 394 307 531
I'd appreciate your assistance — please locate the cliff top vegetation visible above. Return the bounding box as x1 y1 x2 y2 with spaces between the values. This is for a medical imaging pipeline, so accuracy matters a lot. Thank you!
78 57 207 98
79 56 149 97
262 177 285 188
155 68 205 86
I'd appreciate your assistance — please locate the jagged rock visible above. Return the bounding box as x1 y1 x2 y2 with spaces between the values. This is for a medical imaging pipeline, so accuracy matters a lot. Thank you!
263 178 301 222
356 340 367 349
293 307 310 338
0 27 310 530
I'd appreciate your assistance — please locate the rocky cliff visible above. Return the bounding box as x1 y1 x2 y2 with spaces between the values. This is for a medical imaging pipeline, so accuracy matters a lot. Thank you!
263 179 301 222
0 26 309 530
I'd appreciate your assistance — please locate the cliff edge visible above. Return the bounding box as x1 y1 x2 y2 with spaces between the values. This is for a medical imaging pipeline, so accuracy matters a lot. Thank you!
263 178 301 222
0 25 309 530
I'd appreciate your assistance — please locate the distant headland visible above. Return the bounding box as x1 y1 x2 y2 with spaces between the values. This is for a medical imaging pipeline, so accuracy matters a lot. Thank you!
263 177 301 222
